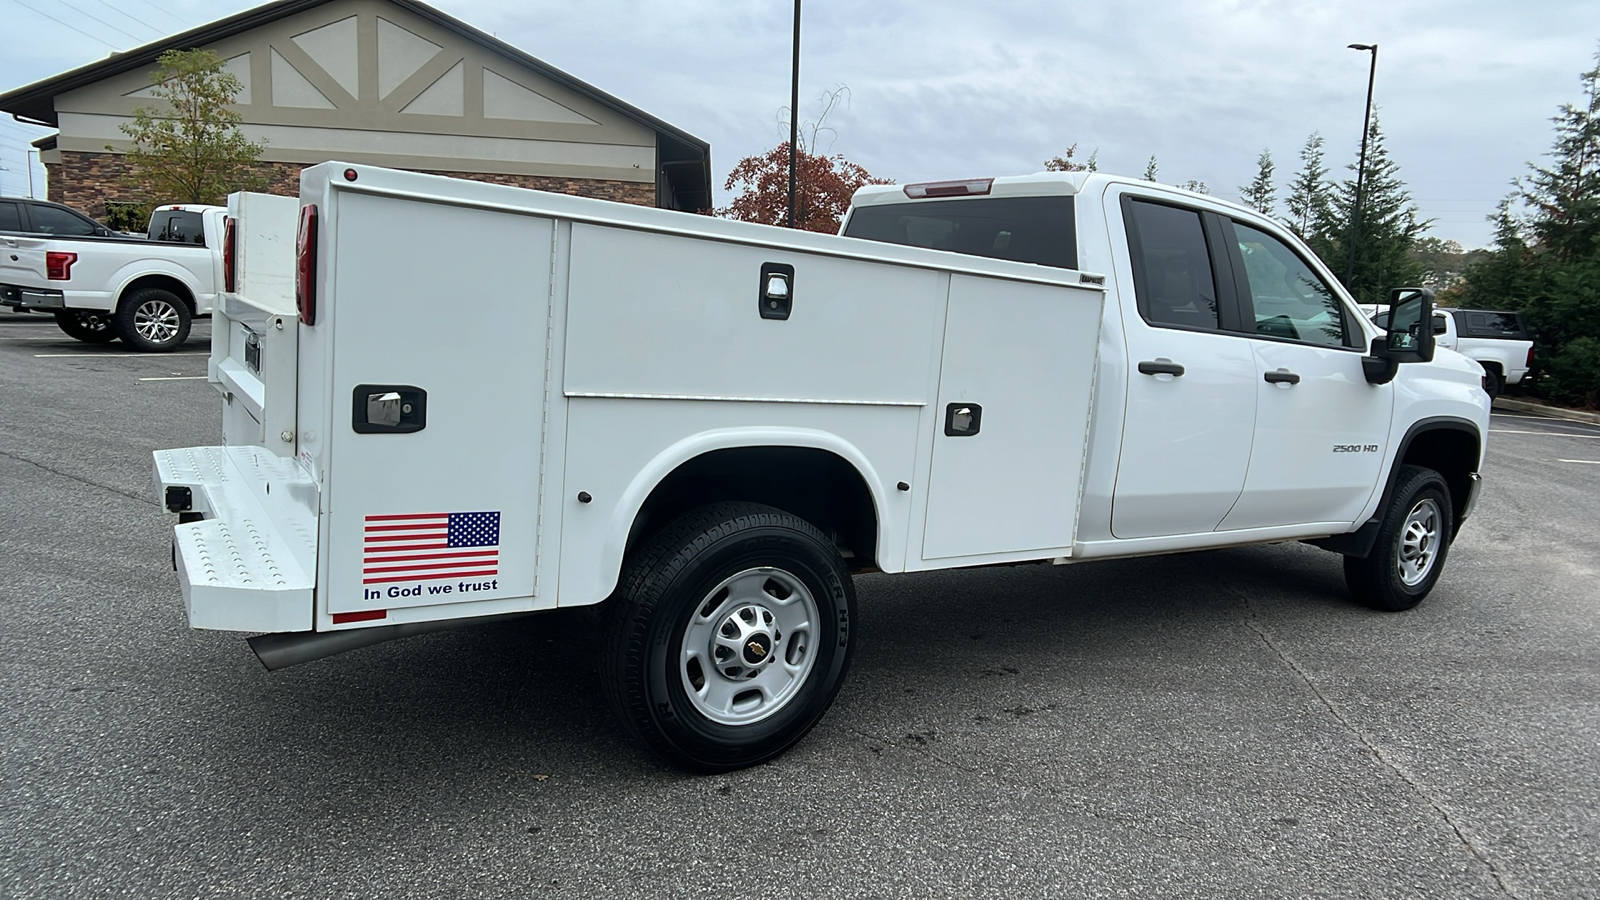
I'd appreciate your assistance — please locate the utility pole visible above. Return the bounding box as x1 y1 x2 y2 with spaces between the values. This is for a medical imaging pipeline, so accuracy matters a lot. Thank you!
787 0 801 229
1345 43 1378 292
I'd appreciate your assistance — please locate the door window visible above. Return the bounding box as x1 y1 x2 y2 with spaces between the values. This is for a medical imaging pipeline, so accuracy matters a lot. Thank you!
1126 200 1220 330
0 202 21 232
1229 221 1349 348
29 205 96 236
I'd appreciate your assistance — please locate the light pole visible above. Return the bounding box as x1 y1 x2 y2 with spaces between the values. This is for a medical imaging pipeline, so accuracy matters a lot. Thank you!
27 148 38 198
787 0 801 229
1345 42 1378 292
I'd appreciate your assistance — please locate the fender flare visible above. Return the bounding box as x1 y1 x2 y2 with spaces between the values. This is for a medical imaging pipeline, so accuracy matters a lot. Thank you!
595 426 891 594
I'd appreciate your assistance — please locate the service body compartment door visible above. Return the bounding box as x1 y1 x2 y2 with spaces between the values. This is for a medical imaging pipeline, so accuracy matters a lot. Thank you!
921 275 1102 561
321 192 552 618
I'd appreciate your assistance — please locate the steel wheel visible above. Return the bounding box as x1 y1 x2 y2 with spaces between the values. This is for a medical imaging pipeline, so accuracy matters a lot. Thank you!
1343 464 1454 611
603 502 855 772
1396 497 1442 587
679 567 819 726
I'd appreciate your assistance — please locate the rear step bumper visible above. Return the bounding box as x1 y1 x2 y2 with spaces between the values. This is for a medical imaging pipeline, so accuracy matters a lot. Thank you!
153 446 316 633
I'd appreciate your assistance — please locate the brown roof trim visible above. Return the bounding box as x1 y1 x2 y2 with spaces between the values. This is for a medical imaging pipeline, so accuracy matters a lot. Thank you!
0 0 711 207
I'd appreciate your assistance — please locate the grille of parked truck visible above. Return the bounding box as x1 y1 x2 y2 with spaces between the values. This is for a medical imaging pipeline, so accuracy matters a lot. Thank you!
153 164 1490 771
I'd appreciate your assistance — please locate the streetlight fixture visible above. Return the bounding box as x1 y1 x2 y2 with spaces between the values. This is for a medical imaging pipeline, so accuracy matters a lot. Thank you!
787 0 801 229
1345 42 1378 291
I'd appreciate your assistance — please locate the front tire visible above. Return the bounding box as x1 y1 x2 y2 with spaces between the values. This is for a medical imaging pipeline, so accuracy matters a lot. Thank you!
602 502 855 772
1344 465 1453 611
113 288 191 352
54 310 117 343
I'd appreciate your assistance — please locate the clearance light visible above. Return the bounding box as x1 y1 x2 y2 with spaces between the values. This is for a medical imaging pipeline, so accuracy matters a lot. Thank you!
296 205 318 326
45 251 77 280
903 178 994 199
222 216 237 293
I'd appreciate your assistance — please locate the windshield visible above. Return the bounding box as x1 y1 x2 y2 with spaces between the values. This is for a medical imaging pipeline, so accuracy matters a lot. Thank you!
843 196 1078 270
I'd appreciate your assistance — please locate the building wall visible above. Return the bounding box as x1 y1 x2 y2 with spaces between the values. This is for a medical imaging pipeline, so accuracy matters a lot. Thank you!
50 0 659 185
45 149 655 218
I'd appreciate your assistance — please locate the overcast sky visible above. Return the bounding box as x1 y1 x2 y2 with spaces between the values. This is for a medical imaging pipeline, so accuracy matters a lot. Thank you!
1 0 1595 248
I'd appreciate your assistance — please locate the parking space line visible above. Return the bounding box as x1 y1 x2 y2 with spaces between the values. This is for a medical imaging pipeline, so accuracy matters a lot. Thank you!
34 352 209 358
1557 459 1600 464
138 376 208 381
1491 429 1600 438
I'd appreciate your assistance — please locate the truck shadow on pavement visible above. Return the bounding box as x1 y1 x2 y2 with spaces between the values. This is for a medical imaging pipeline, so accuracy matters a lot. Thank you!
195 541 1362 804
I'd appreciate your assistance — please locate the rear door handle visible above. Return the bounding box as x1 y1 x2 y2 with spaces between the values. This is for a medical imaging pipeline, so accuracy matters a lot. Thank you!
1137 359 1185 377
1263 369 1301 385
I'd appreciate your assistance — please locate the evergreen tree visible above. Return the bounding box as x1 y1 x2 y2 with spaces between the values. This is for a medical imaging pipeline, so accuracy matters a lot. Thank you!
1459 52 1600 407
1240 149 1276 215
1143 156 1159 182
1284 133 1331 238
1311 119 1428 303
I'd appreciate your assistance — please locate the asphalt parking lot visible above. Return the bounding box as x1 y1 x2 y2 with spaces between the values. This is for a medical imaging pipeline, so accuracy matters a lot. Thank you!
2 312 1597 899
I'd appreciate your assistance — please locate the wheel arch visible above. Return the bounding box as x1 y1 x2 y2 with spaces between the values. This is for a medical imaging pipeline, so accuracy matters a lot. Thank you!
117 273 197 314
1315 416 1481 557
600 428 889 594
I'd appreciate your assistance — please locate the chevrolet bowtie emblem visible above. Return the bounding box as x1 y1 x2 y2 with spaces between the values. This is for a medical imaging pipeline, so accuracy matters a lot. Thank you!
747 640 768 658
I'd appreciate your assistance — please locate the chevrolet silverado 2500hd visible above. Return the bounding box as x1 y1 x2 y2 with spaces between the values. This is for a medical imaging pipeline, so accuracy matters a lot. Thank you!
1 203 225 351
154 164 1489 771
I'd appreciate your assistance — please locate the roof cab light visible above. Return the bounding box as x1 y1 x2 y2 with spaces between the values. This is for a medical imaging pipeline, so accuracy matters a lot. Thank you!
903 178 995 199
45 251 77 281
222 215 237 294
296 204 318 326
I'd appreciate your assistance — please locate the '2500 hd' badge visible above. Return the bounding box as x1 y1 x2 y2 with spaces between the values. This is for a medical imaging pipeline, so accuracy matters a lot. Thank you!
1332 444 1380 453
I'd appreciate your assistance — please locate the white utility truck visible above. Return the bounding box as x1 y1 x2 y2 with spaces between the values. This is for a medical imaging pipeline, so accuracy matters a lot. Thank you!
1368 305 1535 399
155 163 1489 771
1 203 225 351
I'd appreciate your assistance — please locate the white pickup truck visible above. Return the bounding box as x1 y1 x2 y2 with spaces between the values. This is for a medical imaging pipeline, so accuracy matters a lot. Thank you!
1 203 225 351
1365 305 1535 398
154 164 1490 771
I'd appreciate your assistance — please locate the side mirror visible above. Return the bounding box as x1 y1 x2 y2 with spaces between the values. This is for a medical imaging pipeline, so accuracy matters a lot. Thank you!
1362 286 1435 384
94 226 110 237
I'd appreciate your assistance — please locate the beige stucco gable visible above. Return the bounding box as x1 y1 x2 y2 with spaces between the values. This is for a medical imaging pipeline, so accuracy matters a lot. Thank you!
51 0 657 184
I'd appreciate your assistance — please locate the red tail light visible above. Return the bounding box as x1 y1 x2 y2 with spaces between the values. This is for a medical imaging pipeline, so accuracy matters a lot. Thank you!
1526 346 1535 367
222 216 237 293
45 251 77 281
296 204 317 326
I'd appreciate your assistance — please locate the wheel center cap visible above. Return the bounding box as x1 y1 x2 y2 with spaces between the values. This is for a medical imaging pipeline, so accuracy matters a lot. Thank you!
742 633 773 665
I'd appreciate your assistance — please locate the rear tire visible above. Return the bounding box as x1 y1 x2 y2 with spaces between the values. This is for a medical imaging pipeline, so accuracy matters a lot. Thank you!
113 288 190 352
602 502 855 772
1484 368 1505 400
54 310 117 343
1344 465 1453 611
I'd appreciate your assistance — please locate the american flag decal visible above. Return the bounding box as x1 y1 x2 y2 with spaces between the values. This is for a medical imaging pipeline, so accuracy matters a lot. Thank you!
362 511 500 585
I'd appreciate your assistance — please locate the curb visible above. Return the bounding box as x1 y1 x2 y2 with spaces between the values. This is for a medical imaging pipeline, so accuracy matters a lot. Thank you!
1493 396 1600 426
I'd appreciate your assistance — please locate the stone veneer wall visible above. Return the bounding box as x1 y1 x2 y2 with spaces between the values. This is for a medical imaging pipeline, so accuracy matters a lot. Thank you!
45 151 656 216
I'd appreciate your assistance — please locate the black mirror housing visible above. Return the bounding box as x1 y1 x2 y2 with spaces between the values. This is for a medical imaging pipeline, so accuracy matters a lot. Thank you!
1363 286 1435 383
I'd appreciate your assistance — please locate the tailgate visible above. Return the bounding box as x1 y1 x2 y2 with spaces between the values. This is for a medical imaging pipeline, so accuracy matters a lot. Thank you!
0 234 49 286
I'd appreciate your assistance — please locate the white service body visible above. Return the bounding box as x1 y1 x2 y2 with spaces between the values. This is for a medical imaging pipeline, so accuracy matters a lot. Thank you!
155 163 1490 641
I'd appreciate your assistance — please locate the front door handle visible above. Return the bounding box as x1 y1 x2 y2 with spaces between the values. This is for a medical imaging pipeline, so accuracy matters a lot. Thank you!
1264 368 1301 385
1137 359 1185 377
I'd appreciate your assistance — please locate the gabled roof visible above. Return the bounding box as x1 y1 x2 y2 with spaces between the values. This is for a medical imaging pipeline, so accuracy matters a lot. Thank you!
0 0 711 209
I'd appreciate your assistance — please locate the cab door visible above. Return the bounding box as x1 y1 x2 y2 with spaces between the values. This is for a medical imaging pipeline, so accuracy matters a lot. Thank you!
1107 190 1258 539
1215 219 1392 530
